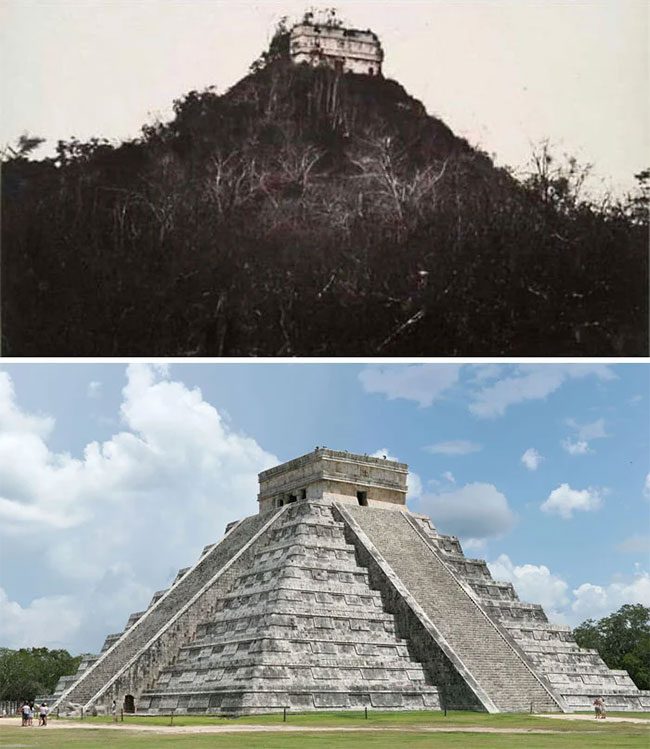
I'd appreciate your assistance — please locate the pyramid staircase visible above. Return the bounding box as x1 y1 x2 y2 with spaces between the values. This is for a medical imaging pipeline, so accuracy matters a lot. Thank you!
137 501 440 713
50 510 277 712
409 513 650 711
337 504 564 713
51 496 649 715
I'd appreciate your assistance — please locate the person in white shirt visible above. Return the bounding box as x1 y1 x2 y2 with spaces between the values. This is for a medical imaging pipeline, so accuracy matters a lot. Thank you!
38 703 49 726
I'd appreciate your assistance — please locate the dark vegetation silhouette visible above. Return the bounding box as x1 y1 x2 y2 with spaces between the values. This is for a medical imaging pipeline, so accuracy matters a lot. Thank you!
0 647 82 701
573 604 650 691
2 29 648 355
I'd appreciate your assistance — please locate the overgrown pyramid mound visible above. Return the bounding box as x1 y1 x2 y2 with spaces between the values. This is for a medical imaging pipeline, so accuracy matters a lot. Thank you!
50 450 649 715
4 40 646 356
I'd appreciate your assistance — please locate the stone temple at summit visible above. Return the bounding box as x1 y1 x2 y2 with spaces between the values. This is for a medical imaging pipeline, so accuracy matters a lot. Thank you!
50 449 649 715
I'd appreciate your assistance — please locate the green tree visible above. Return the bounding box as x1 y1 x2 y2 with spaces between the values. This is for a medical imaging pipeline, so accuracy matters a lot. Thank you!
0 647 82 701
573 604 650 689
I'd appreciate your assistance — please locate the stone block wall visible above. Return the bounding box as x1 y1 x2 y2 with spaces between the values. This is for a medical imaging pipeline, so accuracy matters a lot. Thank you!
52 511 276 712
138 502 440 714
414 517 650 711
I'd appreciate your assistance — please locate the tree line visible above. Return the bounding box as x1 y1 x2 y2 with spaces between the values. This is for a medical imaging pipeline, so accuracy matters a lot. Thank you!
0 648 82 702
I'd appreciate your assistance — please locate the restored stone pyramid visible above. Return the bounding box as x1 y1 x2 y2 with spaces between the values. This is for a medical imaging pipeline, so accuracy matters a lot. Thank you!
51 450 649 715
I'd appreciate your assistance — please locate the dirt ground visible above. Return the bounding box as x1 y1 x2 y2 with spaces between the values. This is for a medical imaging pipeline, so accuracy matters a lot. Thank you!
0 719 564 735
0 713 646 736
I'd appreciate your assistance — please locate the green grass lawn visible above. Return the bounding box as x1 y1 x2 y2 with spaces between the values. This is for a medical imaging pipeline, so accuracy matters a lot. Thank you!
0 726 648 749
67 709 648 732
1 711 647 749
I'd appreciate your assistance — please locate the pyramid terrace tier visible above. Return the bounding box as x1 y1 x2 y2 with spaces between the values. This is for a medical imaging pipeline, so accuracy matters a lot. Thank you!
339 504 565 713
137 502 441 714
51 495 649 715
153 659 431 692
138 686 440 714
214 583 386 611
50 510 279 711
408 510 647 712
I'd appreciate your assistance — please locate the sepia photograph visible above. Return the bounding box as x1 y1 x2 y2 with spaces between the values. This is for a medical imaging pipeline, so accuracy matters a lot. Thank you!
1 0 648 356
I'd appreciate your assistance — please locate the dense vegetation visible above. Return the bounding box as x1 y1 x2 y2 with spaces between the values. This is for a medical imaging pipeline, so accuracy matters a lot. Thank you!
0 647 82 701
2 53 647 355
573 604 650 690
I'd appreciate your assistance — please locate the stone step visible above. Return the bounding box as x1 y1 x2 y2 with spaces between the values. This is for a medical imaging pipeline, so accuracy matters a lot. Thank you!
53 512 273 707
217 588 383 609
137 685 441 713
341 505 562 713
179 634 412 655
210 579 379 601
237 559 369 581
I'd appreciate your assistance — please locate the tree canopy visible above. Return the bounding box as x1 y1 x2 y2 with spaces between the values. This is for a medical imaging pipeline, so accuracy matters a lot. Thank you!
573 604 650 690
0 647 82 702
2 56 648 356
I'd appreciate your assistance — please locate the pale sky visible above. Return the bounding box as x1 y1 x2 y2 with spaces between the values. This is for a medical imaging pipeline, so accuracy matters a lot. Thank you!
1 1 647 196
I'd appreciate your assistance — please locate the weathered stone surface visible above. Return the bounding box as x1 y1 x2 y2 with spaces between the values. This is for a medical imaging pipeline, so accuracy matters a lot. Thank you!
51 511 276 711
337 504 563 713
138 501 440 714
412 515 650 711
290 23 383 77
52 451 649 715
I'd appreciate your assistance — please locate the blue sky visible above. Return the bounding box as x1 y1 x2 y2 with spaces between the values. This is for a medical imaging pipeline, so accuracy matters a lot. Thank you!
0 362 648 654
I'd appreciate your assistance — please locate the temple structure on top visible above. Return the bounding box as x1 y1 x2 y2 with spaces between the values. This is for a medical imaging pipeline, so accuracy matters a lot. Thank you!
258 448 407 512
48 450 649 717
289 22 383 76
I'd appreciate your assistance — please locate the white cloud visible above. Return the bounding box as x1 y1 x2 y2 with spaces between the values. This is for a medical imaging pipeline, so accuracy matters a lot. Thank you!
0 371 54 438
407 472 424 501
358 365 460 407
370 448 422 501
488 556 650 626
616 535 650 554
87 381 102 398
562 418 608 456
571 571 650 623
567 418 608 442
442 471 456 484
470 365 506 383
488 554 570 612
540 483 603 519
469 365 615 418
0 364 277 651
425 440 482 456
562 439 591 455
521 448 543 471
0 587 82 650
644 473 650 500
412 482 516 542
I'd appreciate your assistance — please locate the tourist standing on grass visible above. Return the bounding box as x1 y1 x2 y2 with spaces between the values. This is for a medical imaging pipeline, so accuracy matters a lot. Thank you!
39 703 49 726
20 701 29 726
593 696 606 718
112 699 117 722
27 702 34 726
